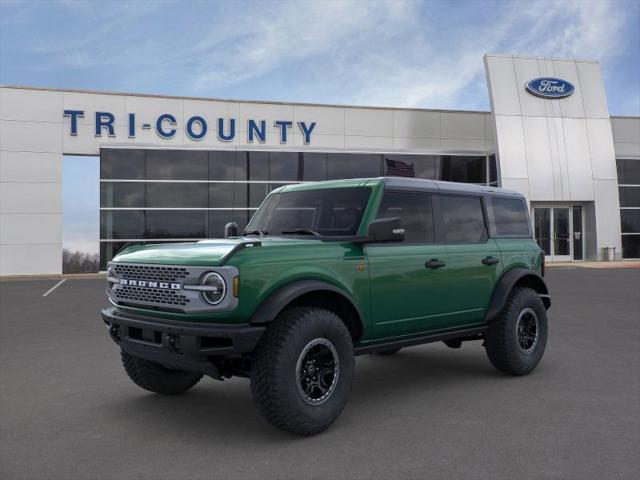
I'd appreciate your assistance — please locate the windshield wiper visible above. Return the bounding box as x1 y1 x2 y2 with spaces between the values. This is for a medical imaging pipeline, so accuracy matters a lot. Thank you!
280 228 321 236
244 229 268 236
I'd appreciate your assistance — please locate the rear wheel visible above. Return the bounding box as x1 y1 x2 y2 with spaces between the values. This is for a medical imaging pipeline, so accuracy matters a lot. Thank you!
485 287 548 375
121 351 202 395
250 307 355 436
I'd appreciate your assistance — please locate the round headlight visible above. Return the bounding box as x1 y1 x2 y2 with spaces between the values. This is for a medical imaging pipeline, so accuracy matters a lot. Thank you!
201 272 226 305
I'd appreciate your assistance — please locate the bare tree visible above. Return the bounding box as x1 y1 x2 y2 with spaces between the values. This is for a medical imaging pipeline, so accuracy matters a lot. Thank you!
62 249 99 274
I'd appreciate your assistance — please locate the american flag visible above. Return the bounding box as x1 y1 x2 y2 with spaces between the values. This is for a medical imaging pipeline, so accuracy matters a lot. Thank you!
385 158 415 177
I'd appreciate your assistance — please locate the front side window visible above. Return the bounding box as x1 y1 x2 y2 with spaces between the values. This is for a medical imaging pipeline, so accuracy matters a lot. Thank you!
490 197 531 237
245 187 371 237
376 191 434 243
440 195 487 243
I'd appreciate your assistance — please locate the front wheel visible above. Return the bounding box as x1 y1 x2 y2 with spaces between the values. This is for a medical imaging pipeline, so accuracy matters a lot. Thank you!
250 307 355 436
485 287 548 375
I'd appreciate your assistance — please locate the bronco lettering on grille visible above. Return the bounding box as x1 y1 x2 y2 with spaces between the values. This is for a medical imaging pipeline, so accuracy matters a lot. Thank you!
119 279 181 290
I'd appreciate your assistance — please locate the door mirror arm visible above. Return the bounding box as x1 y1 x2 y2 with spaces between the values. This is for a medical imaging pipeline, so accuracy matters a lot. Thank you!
355 217 405 244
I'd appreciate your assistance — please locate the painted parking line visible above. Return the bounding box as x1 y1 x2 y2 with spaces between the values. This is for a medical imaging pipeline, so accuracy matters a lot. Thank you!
42 279 67 297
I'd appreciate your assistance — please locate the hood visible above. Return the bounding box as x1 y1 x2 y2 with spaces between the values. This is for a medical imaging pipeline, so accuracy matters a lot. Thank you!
112 237 323 266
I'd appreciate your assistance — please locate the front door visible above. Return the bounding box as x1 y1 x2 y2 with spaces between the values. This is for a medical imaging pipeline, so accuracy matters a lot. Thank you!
366 191 453 339
533 205 583 261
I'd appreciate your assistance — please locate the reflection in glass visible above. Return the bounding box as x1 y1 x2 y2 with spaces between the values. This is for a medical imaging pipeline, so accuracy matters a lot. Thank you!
146 183 208 208
248 151 269 180
209 183 235 207
327 153 381 179
209 150 243 181
534 208 551 255
301 153 327 181
622 235 640 258
100 211 145 239
100 149 145 179
100 183 145 208
621 210 640 233
491 197 530 237
269 152 299 181
572 206 583 260
147 150 208 180
145 211 206 238
618 186 640 207
376 192 434 243
440 195 487 243
616 158 640 185
553 208 570 256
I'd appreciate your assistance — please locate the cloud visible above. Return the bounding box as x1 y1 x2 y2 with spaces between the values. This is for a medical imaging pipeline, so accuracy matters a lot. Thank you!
3 0 637 113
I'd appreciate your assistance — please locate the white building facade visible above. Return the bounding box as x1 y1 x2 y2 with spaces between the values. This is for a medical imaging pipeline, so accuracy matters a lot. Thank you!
1 54 639 275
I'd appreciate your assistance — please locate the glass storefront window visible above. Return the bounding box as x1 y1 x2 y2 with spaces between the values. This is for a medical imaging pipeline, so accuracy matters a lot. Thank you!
146 150 208 180
269 152 300 181
100 182 145 208
248 151 269 180
327 153 381 179
100 149 503 266
100 149 145 179
619 187 640 207
145 210 207 238
146 182 208 208
209 150 245 181
622 235 640 258
301 152 327 181
209 183 235 207
617 159 640 185
100 211 145 239
620 210 640 233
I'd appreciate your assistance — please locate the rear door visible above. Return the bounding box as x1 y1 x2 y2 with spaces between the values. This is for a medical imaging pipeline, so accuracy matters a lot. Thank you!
365 190 452 339
438 194 502 326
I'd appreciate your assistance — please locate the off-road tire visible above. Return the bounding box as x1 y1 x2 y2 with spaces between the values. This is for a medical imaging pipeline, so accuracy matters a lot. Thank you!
121 350 202 395
485 287 548 375
375 348 402 356
250 307 355 436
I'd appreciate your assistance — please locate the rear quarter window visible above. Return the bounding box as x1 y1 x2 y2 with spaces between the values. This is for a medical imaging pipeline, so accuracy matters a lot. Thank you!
489 197 531 238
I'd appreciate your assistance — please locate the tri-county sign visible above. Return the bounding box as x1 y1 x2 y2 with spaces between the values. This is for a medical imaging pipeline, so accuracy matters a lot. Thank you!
525 77 575 99
63 110 317 144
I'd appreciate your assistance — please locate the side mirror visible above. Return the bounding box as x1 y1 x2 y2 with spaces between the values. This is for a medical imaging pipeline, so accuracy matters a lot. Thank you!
224 222 238 238
366 217 405 243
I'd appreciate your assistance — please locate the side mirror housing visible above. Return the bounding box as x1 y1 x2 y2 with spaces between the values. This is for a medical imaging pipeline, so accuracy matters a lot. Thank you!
224 222 238 238
366 217 405 243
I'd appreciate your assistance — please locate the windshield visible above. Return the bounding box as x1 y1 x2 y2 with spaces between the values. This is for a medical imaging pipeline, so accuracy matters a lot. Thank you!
245 187 371 237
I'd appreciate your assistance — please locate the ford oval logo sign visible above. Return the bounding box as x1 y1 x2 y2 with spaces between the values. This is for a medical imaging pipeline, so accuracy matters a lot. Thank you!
526 77 575 99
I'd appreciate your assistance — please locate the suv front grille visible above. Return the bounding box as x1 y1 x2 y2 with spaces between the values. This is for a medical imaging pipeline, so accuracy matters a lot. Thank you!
114 285 190 307
112 264 190 283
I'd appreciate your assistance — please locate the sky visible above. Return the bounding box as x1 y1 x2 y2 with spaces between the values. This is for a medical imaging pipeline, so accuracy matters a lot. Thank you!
1 0 639 254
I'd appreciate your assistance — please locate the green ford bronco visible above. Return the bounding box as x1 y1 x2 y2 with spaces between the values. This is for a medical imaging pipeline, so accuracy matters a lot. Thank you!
102 177 550 435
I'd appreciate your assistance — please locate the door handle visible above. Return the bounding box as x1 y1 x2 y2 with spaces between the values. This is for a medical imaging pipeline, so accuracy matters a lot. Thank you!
425 259 446 269
481 256 500 266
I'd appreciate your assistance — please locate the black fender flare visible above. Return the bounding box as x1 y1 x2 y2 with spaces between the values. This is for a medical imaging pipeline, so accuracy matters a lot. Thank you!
249 279 364 332
485 268 551 323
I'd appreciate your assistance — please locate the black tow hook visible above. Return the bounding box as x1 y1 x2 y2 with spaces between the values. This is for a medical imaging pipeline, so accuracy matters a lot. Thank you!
109 325 121 342
167 334 181 353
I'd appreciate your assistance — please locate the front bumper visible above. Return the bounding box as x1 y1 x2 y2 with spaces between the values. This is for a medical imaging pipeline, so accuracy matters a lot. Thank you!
101 307 265 378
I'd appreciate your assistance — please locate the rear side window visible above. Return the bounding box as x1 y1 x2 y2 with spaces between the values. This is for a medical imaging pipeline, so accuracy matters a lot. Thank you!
440 195 487 243
490 197 531 237
376 191 434 243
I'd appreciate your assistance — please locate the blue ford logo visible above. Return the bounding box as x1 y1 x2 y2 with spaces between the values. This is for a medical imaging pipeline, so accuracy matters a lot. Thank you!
526 77 575 99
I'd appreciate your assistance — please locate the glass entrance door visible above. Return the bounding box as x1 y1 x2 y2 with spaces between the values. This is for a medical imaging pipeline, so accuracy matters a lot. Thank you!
533 206 582 261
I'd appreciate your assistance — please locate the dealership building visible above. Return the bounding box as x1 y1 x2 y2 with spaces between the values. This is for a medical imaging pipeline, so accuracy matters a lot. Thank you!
1 53 639 275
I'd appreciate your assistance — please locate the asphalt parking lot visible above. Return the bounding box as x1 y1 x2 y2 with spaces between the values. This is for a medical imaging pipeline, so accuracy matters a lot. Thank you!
1 267 639 480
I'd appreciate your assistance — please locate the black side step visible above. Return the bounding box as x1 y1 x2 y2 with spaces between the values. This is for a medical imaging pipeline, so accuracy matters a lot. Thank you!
354 325 487 356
